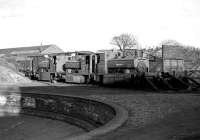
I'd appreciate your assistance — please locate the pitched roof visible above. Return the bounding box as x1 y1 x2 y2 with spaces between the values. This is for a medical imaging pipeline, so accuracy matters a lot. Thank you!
0 45 55 56
75 51 95 55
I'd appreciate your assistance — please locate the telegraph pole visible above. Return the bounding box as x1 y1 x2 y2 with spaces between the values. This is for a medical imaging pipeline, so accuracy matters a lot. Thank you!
40 42 43 53
162 45 164 73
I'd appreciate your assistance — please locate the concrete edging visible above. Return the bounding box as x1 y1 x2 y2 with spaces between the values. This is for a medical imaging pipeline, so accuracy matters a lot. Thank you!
68 97 128 140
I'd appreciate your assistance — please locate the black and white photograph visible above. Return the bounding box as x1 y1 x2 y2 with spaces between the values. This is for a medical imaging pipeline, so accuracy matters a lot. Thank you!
0 0 200 140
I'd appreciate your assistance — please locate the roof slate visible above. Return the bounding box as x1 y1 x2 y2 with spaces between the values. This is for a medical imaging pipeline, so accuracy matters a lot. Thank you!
0 45 53 55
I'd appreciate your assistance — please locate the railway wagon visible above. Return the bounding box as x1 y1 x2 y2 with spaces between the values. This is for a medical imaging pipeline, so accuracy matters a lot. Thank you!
26 54 51 80
16 59 32 77
28 53 70 81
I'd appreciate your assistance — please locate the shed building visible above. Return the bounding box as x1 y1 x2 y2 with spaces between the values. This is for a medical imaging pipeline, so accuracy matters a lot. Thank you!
0 44 63 57
0 44 64 73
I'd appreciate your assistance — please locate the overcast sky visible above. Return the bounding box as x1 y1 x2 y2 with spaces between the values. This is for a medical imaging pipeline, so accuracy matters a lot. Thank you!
0 0 199 51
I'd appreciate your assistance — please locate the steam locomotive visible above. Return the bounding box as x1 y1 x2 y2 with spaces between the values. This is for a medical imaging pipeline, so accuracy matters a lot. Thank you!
16 49 149 84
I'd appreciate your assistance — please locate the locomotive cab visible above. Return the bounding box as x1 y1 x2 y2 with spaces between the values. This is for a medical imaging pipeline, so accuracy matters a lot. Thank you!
64 51 97 83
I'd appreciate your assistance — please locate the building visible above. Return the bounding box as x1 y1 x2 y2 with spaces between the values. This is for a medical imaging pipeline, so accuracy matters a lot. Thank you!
0 44 64 73
149 45 185 73
0 44 63 57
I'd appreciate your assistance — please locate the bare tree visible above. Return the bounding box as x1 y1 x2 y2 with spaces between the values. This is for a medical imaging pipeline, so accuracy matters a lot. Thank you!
111 33 138 57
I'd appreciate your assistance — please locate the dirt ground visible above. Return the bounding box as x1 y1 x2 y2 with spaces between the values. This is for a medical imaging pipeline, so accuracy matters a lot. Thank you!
19 83 200 140
0 114 85 140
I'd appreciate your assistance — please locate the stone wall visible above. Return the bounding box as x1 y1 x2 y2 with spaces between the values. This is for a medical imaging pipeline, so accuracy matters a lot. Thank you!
1 89 128 139
20 93 116 131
